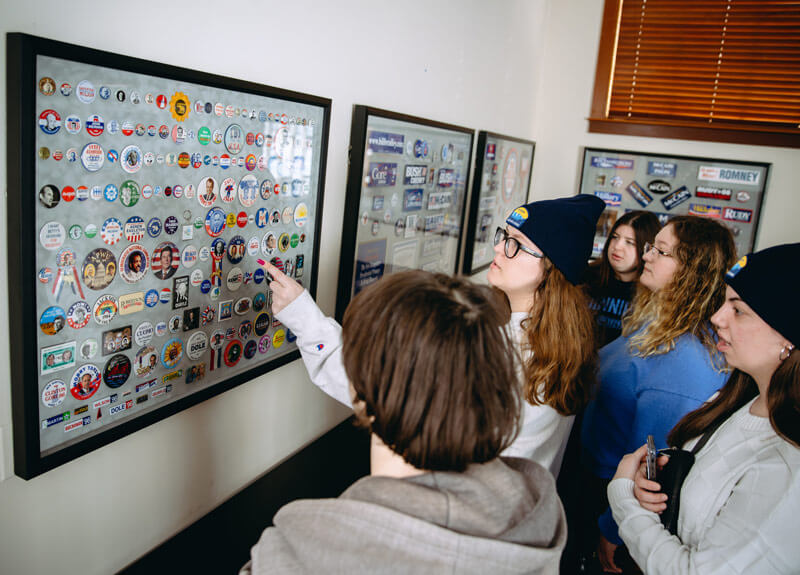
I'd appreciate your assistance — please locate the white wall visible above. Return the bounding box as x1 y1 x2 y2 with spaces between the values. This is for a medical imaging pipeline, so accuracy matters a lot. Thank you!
532 0 800 249
0 1 547 573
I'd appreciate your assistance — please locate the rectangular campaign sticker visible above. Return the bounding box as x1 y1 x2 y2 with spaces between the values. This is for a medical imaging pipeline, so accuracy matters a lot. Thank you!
660 186 691 210
594 191 622 206
367 163 397 187
403 165 427 186
403 189 423 211
423 214 445 235
427 191 453 210
41 341 77 375
42 412 70 429
437 169 455 187
688 203 722 218
119 292 145 315
404 214 418 239
626 181 653 207
722 207 753 223
64 416 91 433
591 156 634 169
392 240 418 271
698 166 760 186
695 186 732 201
367 131 404 154
354 239 387 295
371 195 384 211
647 161 677 178
135 379 158 394
151 386 168 399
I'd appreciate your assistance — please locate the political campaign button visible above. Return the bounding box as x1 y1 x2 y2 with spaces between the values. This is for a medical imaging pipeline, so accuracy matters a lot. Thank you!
226 267 243 291
234 297 252 316
253 311 271 337
293 203 309 227
116 89 126 102
39 76 56 95
102 184 118 203
220 154 233 170
191 153 202 169
154 93 167 109
238 174 258 207
198 176 218 207
165 153 178 168
164 216 179 235
54 149 66 161
164 185 173 198
210 237 227 261
237 157 245 168
245 154 257 171
40 221 65 250
224 340 242 367
121 145 143 173
205 207 226 237
146 125 156 137
134 345 158 378
135 322 155 346
236 212 248 228
100 217 123 245
82 248 117 290
189 269 203 287
178 152 191 168
283 258 295 277
81 142 104 171
39 109 61 134
279 207 292 226
183 184 196 200
200 279 212 294
76 185 89 201
170 92 190 122
74 80 95 103
242 236 260 257
38 147 50 160
173 185 184 199
254 207 268 228
168 314 182 333
119 244 149 284
42 379 67 407
155 321 168 336
226 212 237 227
121 216 146 243
121 121 135 136
257 155 268 171
130 91 141 105
182 245 198 268
290 234 300 248
222 104 233 118
39 184 60 208
68 225 82 240
198 246 210 262
159 289 171 305
161 338 183 368
71 364 101 400
272 329 286 349
93 294 118 325
243 339 257 359
79 338 98 360
107 149 119 164
278 233 290 252
257 334 270 354
201 305 215 326
260 232 277 255
66 301 91 330
219 177 236 203
67 148 79 163
104 354 131 388
144 289 159 308
152 242 180 280
270 256 284 273
140 183 154 199
98 85 110 100
63 114 82 134
39 267 54 284
40 306 67 335
186 331 208 361
143 217 162 240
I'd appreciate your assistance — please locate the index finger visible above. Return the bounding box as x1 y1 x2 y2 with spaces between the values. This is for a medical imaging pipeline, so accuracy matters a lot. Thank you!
256 259 287 284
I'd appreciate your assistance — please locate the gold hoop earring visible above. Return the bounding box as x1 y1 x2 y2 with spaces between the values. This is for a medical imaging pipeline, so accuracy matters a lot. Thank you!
780 344 795 361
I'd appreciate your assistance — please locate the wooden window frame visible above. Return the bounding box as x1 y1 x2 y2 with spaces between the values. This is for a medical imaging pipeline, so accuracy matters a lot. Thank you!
588 0 800 148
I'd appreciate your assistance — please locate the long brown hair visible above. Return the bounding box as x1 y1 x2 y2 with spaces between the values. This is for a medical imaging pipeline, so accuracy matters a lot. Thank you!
624 216 736 362
520 258 597 415
342 270 521 472
585 210 661 291
668 351 800 448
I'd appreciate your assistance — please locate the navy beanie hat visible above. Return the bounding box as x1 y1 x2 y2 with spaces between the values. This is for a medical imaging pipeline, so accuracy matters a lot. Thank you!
724 242 800 346
505 194 606 284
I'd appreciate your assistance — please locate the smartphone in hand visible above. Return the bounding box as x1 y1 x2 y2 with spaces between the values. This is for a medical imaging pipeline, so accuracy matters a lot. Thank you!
646 435 657 480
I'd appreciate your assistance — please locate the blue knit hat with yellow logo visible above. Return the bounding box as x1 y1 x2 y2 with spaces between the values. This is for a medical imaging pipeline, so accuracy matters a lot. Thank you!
724 242 800 345
506 194 606 285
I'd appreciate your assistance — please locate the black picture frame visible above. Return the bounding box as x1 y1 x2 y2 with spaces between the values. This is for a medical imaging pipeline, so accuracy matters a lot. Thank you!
7 33 331 479
462 131 535 275
578 147 769 259
335 106 474 320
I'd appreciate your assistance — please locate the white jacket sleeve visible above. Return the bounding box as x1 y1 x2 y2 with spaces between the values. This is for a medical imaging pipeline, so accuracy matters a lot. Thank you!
274 290 353 409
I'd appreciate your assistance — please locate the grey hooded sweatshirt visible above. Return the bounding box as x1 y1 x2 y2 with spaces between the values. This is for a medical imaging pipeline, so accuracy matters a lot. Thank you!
241 456 566 574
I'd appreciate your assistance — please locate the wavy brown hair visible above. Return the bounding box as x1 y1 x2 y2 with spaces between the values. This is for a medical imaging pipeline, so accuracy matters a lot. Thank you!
624 216 736 362
668 350 800 449
342 270 521 472
520 258 597 415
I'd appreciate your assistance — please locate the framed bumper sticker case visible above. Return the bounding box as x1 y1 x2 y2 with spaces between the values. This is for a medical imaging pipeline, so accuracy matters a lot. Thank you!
336 106 474 320
7 34 330 478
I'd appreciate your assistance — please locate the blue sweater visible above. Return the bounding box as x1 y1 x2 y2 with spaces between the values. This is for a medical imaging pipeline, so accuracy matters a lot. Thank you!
581 326 728 544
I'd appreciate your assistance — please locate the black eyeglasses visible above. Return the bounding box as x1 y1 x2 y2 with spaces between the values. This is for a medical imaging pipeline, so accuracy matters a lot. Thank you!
494 227 543 259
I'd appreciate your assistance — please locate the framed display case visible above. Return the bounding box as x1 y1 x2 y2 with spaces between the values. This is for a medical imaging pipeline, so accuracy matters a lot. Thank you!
7 33 331 478
462 131 535 274
335 106 474 320
579 148 769 259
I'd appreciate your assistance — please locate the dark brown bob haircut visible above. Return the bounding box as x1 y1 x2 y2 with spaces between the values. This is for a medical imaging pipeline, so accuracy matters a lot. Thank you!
342 270 521 472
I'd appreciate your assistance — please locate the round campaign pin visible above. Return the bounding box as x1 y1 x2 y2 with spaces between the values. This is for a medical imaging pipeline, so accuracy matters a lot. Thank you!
142 184 154 199
145 93 154 105
53 150 64 161
280 207 292 226
93 294 118 325
80 339 98 360
173 185 184 199
254 311 271 337
152 242 180 280
103 354 131 389
42 379 68 408
161 338 183 368
81 142 104 172
238 174 258 207
185 184 196 199
254 207 268 229
39 267 54 284
247 236 261 256
82 248 117 290
147 125 156 137
61 186 76 203
39 76 56 96
70 364 101 400
121 145 143 173
147 217 162 238
198 176 218 207
39 147 50 160
164 186 173 198
104 184 119 202
253 268 265 285
243 339 258 360
253 292 266 313
291 179 304 197
76 186 89 201
170 92 190 122
135 322 155 346
226 213 237 228
270 256 284 273
278 233 290 253
124 216 146 243
107 120 120 135
100 217 123 245
144 289 159 308
181 245 198 268
261 232 277 256
76 80 96 104
186 331 208 360
200 279 212 295
245 154 257 171
190 269 203 286
155 321 168 337
272 329 286 349
39 184 60 208
40 306 66 335
220 177 236 203
197 126 211 145
283 258 295 277
211 238 226 261
90 185 102 201
205 207 227 238
164 216 179 235
235 298 252 316
120 180 140 207
224 340 243 367
246 132 255 146
130 91 141 105
168 314 181 334
201 305 215 326
121 120 134 136
39 109 61 134
116 90 126 102
178 152 191 169
134 345 158 378
294 202 308 227
225 105 235 118
65 114 81 134
119 244 149 284
99 86 110 100
67 301 91 329
39 221 65 250
198 246 210 262
227 236 245 264
226 267 243 291
83 117 102 137
258 335 271 354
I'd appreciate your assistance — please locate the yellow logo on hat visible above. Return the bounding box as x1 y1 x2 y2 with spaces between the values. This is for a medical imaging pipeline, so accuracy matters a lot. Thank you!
507 206 529 228
726 255 747 278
